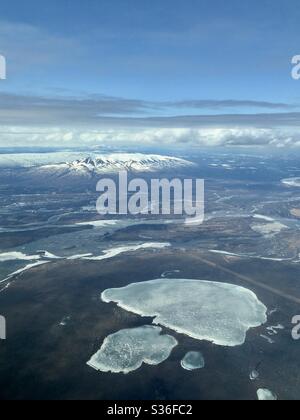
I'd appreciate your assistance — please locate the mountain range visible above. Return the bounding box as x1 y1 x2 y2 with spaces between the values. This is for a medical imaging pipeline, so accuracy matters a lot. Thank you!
36 153 194 177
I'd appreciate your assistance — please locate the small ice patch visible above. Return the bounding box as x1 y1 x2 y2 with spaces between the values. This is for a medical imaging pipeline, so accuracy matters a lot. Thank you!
267 324 284 336
268 308 278 316
260 334 275 344
161 270 181 278
84 243 170 261
250 370 260 381
251 222 288 238
0 252 41 262
253 215 275 222
0 261 49 284
87 325 178 374
67 253 93 260
76 220 121 228
0 282 11 293
257 389 278 401
210 250 243 257
181 351 205 371
102 279 267 347
38 251 62 260
59 316 71 327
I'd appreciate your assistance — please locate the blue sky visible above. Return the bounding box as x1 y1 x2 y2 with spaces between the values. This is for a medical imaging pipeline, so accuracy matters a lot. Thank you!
0 0 300 148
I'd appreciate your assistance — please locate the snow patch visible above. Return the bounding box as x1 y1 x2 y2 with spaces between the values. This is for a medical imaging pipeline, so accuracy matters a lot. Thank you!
39 153 194 175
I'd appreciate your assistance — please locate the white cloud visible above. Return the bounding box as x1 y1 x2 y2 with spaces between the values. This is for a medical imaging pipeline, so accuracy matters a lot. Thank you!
0 126 299 148
71 127 299 148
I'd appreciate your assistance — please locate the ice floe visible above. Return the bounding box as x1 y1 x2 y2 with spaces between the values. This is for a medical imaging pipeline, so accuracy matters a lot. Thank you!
0 252 41 262
250 370 260 381
84 243 170 261
76 220 121 228
181 351 205 371
0 243 170 287
210 250 243 258
67 253 93 260
0 282 11 293
266 324 284 336
257 388 278 401
0 250 64 264
253 214 275 222
0 261 49 284
260 334 275 344
87 325 178 374
210 249 292 263
161 270 181 278
268 308 279 316
102 279 267 347
59 316 71 327
38 251 62 259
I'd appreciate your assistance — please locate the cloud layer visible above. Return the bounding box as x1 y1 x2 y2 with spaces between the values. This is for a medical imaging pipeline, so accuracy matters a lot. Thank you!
1 126 299 149
0 92 297 126
0 93 300 148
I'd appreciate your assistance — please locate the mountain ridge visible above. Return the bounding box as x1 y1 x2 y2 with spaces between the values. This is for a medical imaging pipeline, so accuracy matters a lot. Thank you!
36 153 194 177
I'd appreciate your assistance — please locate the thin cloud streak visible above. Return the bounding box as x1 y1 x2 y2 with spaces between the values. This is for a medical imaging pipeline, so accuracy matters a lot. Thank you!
0 92 299 129
164 99 295 110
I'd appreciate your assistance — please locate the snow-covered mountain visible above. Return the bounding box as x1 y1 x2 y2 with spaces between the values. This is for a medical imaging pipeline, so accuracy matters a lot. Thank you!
36 153 194 176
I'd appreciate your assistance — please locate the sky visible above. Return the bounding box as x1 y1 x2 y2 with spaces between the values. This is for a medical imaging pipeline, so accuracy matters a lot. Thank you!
0 0 300 149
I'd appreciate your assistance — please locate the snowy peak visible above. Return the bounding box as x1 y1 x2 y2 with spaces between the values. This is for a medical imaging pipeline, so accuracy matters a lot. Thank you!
38 153 194 176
